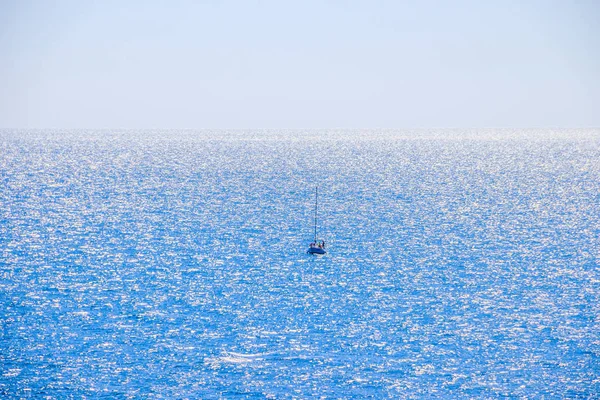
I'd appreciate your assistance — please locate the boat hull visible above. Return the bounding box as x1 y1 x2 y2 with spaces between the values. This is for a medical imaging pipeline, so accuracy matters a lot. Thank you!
307 246 326 255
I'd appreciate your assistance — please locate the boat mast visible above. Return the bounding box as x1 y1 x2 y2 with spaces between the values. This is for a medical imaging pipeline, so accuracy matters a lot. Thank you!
314 187 318 242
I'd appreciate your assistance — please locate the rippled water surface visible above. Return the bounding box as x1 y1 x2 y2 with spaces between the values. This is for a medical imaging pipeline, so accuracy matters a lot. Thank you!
1 129 599 398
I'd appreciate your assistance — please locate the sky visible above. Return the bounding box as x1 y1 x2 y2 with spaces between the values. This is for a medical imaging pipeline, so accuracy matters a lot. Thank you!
0 0 598 129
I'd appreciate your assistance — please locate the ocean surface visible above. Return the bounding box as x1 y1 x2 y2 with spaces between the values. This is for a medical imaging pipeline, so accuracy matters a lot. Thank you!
1 129 598 398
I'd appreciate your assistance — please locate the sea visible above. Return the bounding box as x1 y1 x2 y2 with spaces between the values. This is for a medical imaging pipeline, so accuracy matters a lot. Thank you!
1 129 598 398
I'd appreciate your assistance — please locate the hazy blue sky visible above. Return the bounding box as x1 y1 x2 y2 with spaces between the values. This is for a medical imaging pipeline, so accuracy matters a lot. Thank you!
1 0 598 128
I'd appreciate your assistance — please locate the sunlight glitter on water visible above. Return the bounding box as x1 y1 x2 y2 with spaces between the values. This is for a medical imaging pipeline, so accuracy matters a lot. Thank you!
1 129 599 397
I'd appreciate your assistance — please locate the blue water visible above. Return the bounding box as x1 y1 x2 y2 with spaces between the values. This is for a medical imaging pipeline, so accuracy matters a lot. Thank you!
1 129 599 398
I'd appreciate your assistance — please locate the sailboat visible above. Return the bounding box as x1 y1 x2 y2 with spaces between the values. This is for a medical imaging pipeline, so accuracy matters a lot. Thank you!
307 187 327 255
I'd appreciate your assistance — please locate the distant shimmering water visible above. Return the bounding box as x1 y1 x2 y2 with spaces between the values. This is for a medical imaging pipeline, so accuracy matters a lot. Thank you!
1 129 599 398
